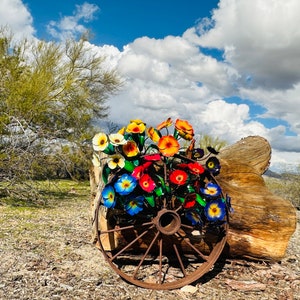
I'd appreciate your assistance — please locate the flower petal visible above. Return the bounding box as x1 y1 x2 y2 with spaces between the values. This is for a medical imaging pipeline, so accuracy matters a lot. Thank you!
204 200 226 221
92 133 108 151
157 135 180 157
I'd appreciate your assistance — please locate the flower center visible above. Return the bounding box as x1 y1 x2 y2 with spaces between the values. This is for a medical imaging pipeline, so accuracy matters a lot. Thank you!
176 175 183 182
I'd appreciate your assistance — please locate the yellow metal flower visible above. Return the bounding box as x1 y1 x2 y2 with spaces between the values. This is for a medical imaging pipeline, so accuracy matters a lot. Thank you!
107 154 125 169
92 132 108 151
126 120 146 134
118 126 126 135
147 127 160 142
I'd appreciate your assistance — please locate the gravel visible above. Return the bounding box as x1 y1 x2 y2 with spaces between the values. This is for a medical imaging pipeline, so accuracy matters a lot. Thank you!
1 193 299 300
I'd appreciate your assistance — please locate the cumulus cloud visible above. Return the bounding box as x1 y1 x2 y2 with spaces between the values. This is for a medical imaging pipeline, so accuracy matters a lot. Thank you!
240 83 300 136
180 0 300 170
47 2 99 40
1 0 300 171
0 0 35 39
187 0 300 90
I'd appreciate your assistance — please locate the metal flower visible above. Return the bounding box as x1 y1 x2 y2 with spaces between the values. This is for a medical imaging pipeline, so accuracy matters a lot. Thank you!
200 182 221 197
188 162 205 175
204 200 226 221
101 185 116 208
109 133 127 146
125 195 145 215
169 169 188 185
122 140 140 157
157 135 180 157
185 210 202 226
114 174 137 196
156 117 172 130
147 127 161 142
92 132 108 151
126 119 146 134
206 157 221 175
175 119 194 140
107 154 125 170
139 173 156 192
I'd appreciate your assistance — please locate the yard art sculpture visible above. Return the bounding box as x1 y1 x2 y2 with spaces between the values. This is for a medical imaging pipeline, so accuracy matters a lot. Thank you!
90 118 296 290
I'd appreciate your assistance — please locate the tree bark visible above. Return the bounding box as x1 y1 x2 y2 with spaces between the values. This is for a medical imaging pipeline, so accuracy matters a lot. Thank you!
218 136 297 260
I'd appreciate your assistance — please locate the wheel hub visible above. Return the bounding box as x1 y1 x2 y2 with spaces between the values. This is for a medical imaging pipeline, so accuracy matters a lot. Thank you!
153 209 181 235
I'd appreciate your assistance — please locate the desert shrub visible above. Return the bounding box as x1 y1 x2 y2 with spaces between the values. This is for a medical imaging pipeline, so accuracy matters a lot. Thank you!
265 174 300 210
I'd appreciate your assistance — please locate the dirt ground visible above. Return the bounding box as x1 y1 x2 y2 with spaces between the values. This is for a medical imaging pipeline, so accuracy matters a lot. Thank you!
1 189 299 300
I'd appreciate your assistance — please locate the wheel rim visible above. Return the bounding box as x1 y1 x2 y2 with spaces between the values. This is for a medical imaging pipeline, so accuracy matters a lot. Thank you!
95 201 228 290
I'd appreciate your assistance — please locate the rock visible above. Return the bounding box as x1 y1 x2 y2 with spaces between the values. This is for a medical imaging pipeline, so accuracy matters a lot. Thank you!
224 279 267 292
180 285 198 293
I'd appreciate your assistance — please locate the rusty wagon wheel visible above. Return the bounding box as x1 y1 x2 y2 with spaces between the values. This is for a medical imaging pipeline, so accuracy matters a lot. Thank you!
95 198 228 290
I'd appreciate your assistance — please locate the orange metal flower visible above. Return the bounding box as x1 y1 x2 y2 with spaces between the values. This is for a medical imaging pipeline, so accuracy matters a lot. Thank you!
156 117 173 130
157 135 180 157
175 119 194 140
122 140 139 157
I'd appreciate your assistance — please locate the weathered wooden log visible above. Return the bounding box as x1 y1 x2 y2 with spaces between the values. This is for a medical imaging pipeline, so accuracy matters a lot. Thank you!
218 136 297 261
90 136 297 261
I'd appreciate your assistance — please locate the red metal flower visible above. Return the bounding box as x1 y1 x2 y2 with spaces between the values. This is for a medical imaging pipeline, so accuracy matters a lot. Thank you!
169 169 188 185
188 162 205 175
139 173 156 192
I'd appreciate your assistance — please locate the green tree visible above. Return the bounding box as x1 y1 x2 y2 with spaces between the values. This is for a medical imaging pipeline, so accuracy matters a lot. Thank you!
0 29 121 203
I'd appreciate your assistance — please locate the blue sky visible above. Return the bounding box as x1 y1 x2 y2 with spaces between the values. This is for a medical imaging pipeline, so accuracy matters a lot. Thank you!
26 0 219 48
1 0 300 172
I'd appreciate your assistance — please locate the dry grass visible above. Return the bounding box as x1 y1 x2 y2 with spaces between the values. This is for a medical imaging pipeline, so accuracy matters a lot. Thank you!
265 175 300 210
0 179 299 299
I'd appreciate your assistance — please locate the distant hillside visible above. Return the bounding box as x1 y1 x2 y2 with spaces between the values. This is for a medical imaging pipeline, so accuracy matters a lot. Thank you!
264 169 282 179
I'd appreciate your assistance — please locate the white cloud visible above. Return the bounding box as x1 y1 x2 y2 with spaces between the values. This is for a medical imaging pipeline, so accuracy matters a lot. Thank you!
47 2 99 41
240 83 300 135
180 0 300 171
189 0 300 90
195 99 268 141
0 0 35 40
270 150 300 173
1 0 300 172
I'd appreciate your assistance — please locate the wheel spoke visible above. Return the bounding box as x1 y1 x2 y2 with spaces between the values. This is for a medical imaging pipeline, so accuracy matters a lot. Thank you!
173 243 187 277
100 221 153 234
132 230 160 279
176 230 208 261
158 237 163 284
111 225 155 261
180 223 195 230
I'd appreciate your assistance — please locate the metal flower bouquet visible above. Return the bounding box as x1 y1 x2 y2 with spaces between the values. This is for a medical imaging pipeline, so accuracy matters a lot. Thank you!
92 118 230 227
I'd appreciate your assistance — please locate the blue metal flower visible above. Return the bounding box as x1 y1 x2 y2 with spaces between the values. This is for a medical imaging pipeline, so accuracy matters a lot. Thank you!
114 173 137 196
204 200 226 221
200 182 221 197
125 195 144 216
206 157 220 175
185 210 202 226
101 185 116 208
